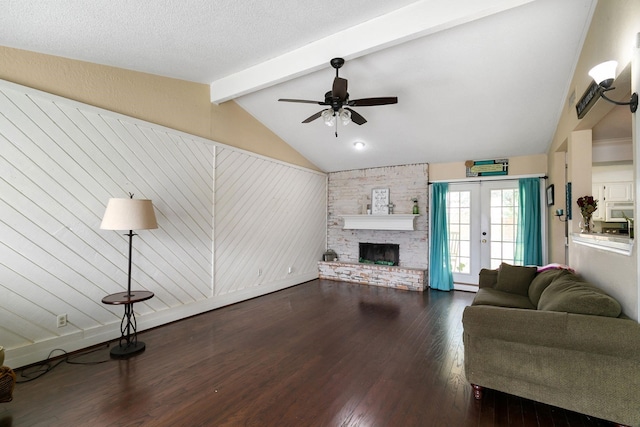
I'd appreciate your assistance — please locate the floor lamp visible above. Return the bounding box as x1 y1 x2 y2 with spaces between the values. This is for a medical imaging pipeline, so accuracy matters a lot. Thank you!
100 194 158 358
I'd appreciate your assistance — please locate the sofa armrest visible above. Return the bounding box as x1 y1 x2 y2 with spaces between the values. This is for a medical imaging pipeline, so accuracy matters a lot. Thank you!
462 305 640 359
478 268 498 289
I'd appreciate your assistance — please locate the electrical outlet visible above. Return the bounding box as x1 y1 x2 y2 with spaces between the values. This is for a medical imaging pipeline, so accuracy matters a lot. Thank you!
56 314 67 328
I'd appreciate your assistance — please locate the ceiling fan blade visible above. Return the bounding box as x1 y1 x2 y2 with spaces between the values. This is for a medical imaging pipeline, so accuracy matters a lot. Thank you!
278 98 325 105
302 111 323 123
332 77 348 100
348 97 398 107
345 108 367 125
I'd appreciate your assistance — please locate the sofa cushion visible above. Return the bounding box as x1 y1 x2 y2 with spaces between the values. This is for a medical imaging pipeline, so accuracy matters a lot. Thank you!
528 269 571 306
472 288 536 310
479 268 498 288
495 263 537 296
538 276 622 318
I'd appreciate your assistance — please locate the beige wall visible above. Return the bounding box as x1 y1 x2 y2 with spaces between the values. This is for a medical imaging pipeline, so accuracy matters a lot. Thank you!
429 154 547 181
546 1 640 321
547 1 640 247
0 46 320 171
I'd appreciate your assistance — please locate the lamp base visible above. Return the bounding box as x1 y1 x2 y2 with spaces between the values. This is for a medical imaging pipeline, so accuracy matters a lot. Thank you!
110 341 146 358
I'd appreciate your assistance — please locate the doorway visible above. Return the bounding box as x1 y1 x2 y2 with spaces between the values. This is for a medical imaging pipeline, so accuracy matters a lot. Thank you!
447 180 520 289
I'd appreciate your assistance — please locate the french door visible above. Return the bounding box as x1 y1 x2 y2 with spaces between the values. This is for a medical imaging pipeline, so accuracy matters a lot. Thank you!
447 180 520 287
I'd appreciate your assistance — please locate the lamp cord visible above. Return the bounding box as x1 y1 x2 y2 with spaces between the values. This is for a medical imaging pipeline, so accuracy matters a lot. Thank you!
14 344 112 384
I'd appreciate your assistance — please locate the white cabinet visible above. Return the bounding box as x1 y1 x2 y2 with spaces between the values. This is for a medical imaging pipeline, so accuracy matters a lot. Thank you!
592 184 605 221
592 181 634 210
604 182 633 202
592 181 634 222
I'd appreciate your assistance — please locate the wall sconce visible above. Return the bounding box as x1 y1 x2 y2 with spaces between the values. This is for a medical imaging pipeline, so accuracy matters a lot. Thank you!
588 60 638 113
555 209 567 222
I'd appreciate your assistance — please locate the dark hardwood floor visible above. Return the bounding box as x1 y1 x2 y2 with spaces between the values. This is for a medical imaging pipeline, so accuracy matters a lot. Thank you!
1 280 616 426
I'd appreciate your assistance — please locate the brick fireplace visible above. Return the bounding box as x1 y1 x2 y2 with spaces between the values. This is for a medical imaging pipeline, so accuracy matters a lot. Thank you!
321 163 429 291
318 261 427 291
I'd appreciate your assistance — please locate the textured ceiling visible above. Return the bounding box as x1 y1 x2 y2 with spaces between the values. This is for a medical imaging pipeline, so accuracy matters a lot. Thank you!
0 0 601 172
0 0 417 83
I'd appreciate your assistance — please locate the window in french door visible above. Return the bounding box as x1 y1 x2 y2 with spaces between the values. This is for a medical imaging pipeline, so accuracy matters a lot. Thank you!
446 181 520 286
489 187 519 269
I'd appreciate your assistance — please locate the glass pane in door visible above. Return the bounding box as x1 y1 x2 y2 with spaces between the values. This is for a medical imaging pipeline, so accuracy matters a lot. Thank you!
447 190 471 274
489 188 519 269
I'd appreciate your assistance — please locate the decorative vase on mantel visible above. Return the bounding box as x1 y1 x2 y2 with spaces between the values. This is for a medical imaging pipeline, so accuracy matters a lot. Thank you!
580 214 593 233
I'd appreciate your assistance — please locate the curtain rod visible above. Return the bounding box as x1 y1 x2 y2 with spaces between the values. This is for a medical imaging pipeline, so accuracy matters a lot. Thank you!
428 175 548 185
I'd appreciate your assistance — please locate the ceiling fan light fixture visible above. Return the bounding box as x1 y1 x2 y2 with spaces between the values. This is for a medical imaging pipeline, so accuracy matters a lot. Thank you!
321 109 335 126
339 108 351 125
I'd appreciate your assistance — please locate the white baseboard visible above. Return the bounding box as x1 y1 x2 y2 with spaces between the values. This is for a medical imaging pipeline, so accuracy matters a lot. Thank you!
454 283 478 292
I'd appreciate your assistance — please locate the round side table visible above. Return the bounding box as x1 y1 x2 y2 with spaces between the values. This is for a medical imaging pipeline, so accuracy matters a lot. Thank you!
102 290 154 358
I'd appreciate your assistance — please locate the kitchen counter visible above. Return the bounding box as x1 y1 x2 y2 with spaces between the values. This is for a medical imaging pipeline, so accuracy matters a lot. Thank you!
571 232 634 256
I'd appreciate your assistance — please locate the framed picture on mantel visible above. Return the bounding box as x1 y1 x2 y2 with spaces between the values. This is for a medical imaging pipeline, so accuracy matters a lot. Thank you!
371 188 390 215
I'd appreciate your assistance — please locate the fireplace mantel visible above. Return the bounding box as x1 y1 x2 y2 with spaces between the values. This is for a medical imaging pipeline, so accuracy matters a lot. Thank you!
341 214 418 231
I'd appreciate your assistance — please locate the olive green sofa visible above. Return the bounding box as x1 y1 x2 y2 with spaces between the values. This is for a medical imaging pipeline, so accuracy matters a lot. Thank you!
462 263 640 427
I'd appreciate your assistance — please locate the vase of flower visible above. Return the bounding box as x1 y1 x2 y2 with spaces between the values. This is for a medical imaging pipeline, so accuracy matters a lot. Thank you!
579 214 593 233
577 195 598 234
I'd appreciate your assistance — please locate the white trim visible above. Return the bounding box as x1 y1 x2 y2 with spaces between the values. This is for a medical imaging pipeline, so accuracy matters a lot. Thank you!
453 283 478 292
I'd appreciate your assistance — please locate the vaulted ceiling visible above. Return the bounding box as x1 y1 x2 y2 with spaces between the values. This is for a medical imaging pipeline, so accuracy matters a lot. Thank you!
1 0 599 172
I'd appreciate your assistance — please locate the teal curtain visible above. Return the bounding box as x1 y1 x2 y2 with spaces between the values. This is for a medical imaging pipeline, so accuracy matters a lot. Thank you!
429 183 454 291
515 178 542 266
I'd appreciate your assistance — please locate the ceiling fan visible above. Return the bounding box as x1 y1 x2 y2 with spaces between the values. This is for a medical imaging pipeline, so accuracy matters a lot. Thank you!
278 57 398 136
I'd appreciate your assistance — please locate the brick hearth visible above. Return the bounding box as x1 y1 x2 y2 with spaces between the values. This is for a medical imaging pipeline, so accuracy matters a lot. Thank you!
318 261 428 292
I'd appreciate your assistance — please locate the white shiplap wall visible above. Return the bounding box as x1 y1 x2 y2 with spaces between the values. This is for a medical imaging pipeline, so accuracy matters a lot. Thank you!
0 80 327 368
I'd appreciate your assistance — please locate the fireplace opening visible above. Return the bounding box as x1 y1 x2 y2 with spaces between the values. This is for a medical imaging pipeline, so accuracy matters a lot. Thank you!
359 243 399 266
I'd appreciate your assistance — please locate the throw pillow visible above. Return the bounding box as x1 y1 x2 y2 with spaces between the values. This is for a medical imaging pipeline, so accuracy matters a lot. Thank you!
537 276 622 318
536 263 575 274
528 269 571 306
495 262 537 296
479 268 498 288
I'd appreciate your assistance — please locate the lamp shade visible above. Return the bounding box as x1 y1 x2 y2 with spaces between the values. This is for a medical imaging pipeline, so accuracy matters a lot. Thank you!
588 60 617 87
100 198 158 231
